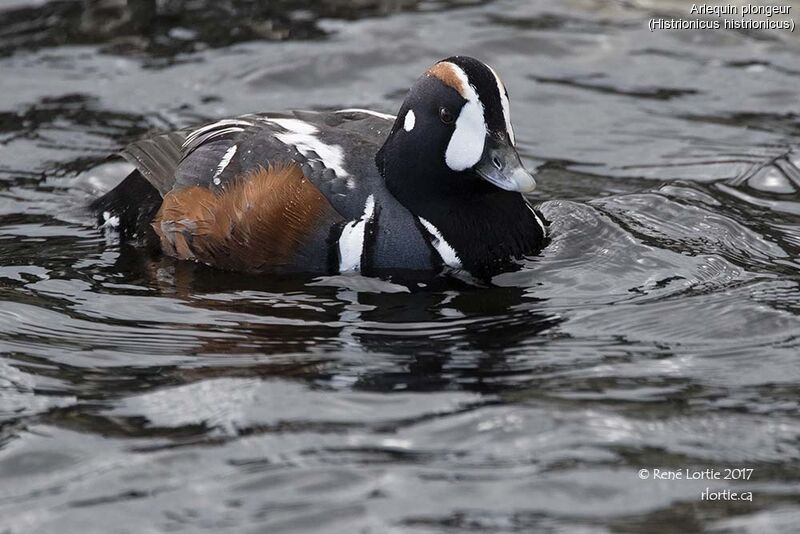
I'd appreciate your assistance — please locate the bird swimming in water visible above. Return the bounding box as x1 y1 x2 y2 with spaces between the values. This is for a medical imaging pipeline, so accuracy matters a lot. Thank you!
91 56 546 280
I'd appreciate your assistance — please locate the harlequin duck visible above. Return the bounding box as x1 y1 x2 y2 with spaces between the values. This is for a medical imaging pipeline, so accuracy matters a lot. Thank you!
92 56 546 279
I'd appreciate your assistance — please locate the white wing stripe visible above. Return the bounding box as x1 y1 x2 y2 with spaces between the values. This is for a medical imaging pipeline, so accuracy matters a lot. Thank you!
183 119 253 148
335 108 396 120
266 118 318 135
212 144 238 185
267 118 351 183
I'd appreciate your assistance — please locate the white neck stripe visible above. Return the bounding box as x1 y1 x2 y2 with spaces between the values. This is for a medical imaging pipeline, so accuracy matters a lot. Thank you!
525 202 546 236
418 217 463 269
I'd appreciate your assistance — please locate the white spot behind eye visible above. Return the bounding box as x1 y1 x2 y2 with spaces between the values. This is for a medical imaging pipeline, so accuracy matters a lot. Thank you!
442 63 487 171
404 109 416 132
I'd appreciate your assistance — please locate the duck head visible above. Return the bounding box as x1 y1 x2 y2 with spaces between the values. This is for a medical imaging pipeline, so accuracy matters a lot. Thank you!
378 56 536 199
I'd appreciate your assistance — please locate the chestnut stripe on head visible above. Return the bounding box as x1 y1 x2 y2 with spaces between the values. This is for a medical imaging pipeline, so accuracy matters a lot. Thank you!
427 57 515 171
427 61 487 171
426 62 469 97
442 56 510 139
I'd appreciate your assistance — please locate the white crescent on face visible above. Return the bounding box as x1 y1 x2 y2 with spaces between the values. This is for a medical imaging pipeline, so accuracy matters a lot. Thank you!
432 60 516 172
440 62 488 172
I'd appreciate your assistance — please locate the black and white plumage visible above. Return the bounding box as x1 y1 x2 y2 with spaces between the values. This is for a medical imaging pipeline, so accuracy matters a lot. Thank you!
91 56 547 279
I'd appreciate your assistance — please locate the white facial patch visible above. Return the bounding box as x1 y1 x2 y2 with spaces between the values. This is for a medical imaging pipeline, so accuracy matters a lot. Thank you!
418 217 462 269
404 109 416 132
442 63 487 171
269 118 351 186
488 65 515 146
212 144 237 185
338 195 376 272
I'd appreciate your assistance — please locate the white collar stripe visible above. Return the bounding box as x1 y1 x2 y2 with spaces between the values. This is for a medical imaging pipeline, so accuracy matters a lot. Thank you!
418 217 463 269
526 202 546 236
338 195 376 272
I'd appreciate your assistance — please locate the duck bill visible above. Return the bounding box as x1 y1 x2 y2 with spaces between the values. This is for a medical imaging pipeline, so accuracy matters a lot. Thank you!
474 137 536 193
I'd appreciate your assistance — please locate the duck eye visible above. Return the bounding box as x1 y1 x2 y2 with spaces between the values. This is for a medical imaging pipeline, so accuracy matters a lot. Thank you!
439 107 455 125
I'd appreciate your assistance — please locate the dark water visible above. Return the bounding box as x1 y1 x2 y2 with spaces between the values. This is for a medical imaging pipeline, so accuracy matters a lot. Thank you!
2 1 800 532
